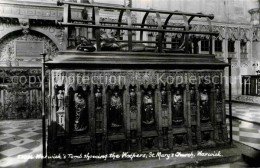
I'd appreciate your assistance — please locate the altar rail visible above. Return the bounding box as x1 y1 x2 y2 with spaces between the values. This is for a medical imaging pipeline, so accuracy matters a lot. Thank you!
242 75 260 96
57 0 218 54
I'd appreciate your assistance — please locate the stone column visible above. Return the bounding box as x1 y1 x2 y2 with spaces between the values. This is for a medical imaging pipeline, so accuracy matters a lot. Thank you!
185 84 192 147
102 85 108 153
167 86 173 149
195 84 201 144
155 86 162 149
136 84 142 152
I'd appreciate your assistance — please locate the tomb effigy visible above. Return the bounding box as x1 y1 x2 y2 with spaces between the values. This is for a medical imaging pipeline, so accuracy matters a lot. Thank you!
46 0 229 163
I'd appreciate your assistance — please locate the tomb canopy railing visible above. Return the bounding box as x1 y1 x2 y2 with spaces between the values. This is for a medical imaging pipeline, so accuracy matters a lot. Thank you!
57 0 218 54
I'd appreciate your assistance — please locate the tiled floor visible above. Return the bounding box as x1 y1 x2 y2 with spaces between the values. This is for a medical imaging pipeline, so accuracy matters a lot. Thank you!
0 120 43 167
226 118 260 150
226 102 260 124
0 102 259 167
226 102 260 150
204 161 249 168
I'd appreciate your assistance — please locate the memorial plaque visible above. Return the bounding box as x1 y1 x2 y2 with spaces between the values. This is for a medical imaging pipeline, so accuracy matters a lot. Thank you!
15 41 44 58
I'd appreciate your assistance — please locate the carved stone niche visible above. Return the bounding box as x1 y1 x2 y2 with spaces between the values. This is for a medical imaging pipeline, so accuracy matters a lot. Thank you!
130 130 138 152
55 85 66 135
141 85 156 131
142 136 159 151
216 122 224 143
215 84 223 123
95 133 103 154
171 85 185 127
109 140 126 153
162 127 169 149
107 86 124 134
160 84 169 128
199 85 210 124
215 84 222 102
201 131 211 143
172 133 187 147
190 84 197 125
69 86 89 136
94 85 103 131
191 125 197 145
129 85 138 152
129 85 137 130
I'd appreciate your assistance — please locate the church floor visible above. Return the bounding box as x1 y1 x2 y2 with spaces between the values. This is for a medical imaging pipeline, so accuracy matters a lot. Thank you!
226 102 260 150
0 102 259 168
0 119 43 168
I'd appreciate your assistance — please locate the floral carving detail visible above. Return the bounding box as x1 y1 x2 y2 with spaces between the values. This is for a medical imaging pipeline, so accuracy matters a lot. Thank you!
0 30 58 64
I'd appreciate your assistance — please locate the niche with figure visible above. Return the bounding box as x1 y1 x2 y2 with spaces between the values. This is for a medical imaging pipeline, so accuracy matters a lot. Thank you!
171 85 184 127
108 86 124 133
69 86 89 136
199 86 210 123
190 84 197 124
215 84 223 122
56 85 65 134
215 84 222 102
141 86 155 130
160 84 168 127
95 85 103 131
129 85 137 130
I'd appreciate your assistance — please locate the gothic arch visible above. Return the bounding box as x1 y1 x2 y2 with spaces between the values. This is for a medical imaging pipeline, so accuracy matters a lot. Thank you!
0 29 59 62
0 27 63 51
0 27 23 41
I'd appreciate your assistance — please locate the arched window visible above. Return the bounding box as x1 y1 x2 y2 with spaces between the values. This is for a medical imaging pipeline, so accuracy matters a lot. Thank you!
228 40 235 52
240 40 247 54
215 39 222 52
201 38 209 52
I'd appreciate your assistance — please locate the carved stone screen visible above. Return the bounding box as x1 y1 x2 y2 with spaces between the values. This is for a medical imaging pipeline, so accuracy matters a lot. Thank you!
15 41 44 58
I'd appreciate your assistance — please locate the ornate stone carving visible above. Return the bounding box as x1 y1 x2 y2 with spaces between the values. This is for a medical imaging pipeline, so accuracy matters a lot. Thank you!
161 85 168 105
200 88 210 123
0 30 58 64
130 87 137 130
161 85 169 127
172 89 184 126
191 126 197 145
142 90 155 126
48 69 228 155
215 85 222 102
213 26 226 39
57 90 65 112
173 134 187 146
95 85 102 108
74 92 88 133
0 68 43 120
253 27 260 42
95 85 103 130
202 131 211 142
143 137 158 150
109 90 123 129
162 127 168 149
239 28 251 41
18 19 29 35
130 130 138 151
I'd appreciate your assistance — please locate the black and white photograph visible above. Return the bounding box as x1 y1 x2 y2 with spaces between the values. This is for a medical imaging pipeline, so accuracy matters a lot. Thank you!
0 0 260 167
